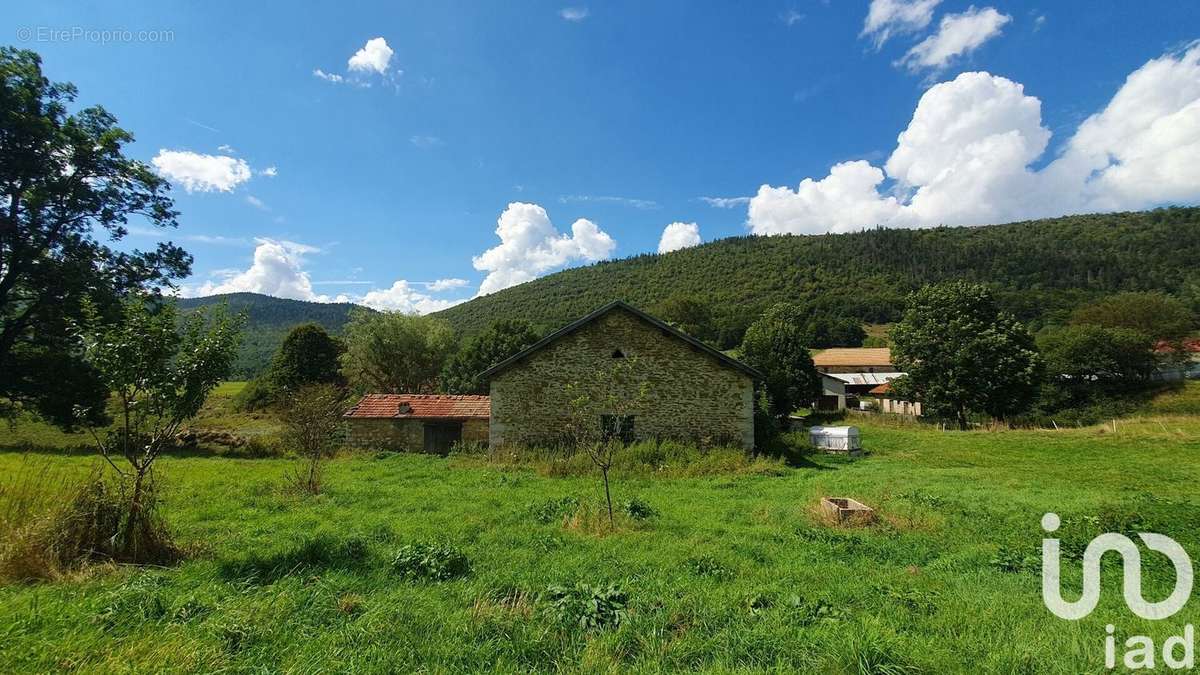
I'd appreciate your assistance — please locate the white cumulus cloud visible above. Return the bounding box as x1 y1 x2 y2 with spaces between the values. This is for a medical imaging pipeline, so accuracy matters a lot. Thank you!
312 68 345 84
700 196 751 208
348 37 395 75
358 280 464 314
861 0 942 49
747 43 1200 235
152 150 252 193
898 6 1012 73
185 238 467 314
559 7 589 21
473 202 617 296
425 278 470 292
190 238 322 300
657 222 702 254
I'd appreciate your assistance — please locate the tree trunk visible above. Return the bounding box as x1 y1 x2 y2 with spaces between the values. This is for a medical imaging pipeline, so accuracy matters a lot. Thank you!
307 452 319 494
123 467 148 559
602 467 614 527
956 406 968 431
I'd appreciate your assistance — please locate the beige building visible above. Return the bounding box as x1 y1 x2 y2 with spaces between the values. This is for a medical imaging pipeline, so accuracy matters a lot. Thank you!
482 301 761 451
343 394 490 453
813 347 919 415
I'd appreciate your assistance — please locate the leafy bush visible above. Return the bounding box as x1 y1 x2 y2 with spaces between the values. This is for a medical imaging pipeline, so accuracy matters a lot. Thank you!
621 497 657 520
687 554 732 580
230 436 287 459
234 377 277 411
531 496 581 524
787 596 849 624
989 546 1039 574
544 583 628 630
390 542 471 581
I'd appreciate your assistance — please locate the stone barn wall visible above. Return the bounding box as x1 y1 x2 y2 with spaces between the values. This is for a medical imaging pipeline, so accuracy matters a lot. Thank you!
489 308 755 450
345 417 491 452
462 419 490 444
344 418 425 452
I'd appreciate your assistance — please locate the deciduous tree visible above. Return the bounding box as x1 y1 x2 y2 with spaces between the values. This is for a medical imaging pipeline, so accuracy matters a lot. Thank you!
281 384 347 495
1037 324 1155 399
0 47 189 427
340 308 455 393
566 356 648 527
740 303 821 419
80 299 241 559
1070 292 1194 343
441 319 539 394
890 282 1041 429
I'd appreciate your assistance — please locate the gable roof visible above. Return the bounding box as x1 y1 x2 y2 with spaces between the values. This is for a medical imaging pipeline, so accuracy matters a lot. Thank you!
479 300 763 380
343 394 490 420
812 347 893 368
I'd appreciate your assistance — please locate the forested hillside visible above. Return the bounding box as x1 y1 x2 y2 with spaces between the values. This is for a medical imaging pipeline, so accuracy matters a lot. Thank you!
435 208 1200 342
178 293 365 378
182 208 1200 375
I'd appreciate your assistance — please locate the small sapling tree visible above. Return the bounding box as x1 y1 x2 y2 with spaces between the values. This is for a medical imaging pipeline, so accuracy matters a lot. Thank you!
281 383 348 494
80 298 241 560
566 356 649 527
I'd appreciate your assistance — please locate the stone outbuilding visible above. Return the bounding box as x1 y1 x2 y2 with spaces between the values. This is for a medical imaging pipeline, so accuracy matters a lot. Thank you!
481 300 762 451
343 394 489 454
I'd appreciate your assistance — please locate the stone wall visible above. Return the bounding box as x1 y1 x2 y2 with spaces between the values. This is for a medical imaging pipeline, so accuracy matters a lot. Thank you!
489 308 755 450
462 419 489 444
345 417 491 452
344 418 425 452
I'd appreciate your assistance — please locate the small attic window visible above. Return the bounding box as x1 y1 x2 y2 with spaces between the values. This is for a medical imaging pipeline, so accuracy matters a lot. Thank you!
611 348 625 358
397 402 412 414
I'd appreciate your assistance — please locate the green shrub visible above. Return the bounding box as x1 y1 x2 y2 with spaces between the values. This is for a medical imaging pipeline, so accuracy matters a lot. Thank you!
989 546 1039 574
686 554 732 580
234 377 277 411
787 596 849 624
390 542 471 581
544 583 628 630
621 497 657 520
530 496 580 524
229 436 287 459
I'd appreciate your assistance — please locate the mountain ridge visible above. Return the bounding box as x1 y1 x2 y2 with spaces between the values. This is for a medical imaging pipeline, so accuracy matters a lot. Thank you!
181 207 1200 376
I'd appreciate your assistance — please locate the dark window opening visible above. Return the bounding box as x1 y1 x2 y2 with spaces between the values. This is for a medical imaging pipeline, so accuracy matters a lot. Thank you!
600 414 635 444
611 348 625 358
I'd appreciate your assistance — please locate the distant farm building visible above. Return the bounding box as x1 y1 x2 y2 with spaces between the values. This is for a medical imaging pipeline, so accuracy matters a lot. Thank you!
343 394 489 453
813 347 919 415
482 301 762 451
1153 339 1200 381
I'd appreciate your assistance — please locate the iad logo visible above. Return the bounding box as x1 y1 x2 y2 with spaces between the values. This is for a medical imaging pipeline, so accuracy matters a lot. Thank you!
1041 512 1196 670
1041 512 1194 620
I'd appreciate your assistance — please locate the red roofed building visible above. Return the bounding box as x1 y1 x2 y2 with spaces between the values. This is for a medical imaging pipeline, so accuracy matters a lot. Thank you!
343 394 490 454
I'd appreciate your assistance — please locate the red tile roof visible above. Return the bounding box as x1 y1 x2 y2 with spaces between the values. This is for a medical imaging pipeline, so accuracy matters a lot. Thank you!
868 382 891 395
1155 339 1200 354
343 394 490 420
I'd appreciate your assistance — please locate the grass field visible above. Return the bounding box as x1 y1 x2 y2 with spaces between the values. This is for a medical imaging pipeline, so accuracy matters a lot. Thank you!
1 384 1199 672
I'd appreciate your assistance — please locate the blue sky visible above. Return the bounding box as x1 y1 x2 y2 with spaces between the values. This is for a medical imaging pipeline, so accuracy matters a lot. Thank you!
9 1 1200 311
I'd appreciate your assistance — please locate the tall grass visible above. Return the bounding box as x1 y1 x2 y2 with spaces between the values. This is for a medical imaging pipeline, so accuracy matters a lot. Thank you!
0 458 179 582
453 438 794 477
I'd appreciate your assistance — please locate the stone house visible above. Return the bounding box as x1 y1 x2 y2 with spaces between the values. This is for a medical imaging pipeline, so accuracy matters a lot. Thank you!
481 301 761 451
343 394 489 453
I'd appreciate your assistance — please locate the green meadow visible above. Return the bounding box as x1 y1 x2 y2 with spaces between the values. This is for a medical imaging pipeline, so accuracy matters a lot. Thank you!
1 383 1199 673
